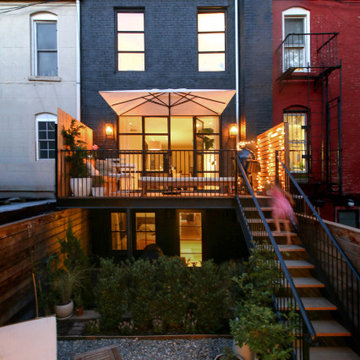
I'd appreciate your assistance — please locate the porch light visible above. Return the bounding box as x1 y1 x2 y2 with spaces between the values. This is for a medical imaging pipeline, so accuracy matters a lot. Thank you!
105 123 114 138
229 124 238 138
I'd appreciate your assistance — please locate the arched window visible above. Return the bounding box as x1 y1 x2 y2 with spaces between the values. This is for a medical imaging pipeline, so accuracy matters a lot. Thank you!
31 12 58 77
282 7 310 71
36 113 57 160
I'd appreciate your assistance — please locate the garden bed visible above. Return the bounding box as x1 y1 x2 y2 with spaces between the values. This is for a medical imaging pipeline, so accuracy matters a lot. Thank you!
58 337 233 360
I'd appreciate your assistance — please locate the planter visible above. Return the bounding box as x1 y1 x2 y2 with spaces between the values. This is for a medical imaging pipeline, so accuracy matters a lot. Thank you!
233 341 256 360
55 300 74 320
215 353 244 360
70 178 92 197
92 186 105 197
75 306 84 316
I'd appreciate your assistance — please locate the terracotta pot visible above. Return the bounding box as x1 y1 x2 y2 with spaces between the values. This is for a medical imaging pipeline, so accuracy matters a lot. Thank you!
70 178 92 197
75 307 84 316
232 341 256 360
54 300 74 320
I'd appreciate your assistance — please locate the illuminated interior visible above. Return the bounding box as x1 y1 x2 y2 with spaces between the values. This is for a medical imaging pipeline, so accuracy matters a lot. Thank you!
179 212 202 266
136 212 156 250
111 212 127 250
198 12 225 71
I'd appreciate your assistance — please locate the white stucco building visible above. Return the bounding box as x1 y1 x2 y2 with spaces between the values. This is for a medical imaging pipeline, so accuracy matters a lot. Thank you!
0 1 78 198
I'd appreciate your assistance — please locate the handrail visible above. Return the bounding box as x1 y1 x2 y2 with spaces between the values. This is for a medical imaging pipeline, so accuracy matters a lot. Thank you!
235 155 316 342
279 157 360 282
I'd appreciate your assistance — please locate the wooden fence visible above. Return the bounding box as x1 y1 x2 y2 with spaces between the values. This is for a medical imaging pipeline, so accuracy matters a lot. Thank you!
0 208 90 325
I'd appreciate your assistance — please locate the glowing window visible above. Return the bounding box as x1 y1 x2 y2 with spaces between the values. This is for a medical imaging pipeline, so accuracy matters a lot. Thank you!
284 112 307 173
117 12 145 71
111 212 127 250
136 212 156 250
198 11 225 72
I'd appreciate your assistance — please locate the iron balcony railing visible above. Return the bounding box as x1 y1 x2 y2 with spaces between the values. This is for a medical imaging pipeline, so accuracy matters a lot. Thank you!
58 149 237 199
235 155 315 360
276 32 340 79
279 156 360 351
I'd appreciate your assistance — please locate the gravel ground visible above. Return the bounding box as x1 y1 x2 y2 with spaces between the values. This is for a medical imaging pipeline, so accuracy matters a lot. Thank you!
58 338 233 360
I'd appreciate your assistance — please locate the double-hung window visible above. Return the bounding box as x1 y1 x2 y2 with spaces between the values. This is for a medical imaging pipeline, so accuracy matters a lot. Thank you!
117 11 145 71
32 13 58 76
36 113 57 160
282 8 310 71
198 10 225 72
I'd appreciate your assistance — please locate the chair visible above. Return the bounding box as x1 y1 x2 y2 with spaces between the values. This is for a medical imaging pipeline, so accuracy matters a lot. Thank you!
74 345 122 360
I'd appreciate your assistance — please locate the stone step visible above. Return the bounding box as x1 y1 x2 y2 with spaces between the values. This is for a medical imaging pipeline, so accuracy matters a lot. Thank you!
309 347 360 360
277 297 337 311
286 277 325 288
284 260 314 269
312 320 352 337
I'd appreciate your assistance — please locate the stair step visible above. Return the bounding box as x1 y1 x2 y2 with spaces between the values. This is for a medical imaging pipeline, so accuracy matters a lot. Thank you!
285 260 314 269
309 347 360 360
247 218 286 223
312 320 352 337
277 297 337 310
288 277 325 288
278 244 305 252
243 207 273 212
252 231 297 237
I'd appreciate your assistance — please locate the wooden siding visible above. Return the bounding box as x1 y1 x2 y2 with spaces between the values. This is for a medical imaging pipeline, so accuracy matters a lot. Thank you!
57 108 93 197
0 208 90 325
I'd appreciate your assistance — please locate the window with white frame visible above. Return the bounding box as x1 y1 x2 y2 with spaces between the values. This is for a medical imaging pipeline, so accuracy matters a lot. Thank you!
282 8 310 71
198 10 225 72
117 11 145 71
32 13 58 76
36 113 57 159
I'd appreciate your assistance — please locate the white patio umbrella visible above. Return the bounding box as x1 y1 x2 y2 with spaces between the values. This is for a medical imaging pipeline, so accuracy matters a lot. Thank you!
99 88 235 116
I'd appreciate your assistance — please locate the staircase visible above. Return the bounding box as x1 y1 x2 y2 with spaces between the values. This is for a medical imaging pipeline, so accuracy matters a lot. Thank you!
241 197 359 359
235 154 360 359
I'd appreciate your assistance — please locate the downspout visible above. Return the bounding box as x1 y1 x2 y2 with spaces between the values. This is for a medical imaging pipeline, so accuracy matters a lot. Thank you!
235 0 239 144
76 0 81 120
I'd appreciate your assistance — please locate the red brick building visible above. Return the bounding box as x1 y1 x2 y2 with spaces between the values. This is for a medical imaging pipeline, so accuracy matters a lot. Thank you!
272 0 360 226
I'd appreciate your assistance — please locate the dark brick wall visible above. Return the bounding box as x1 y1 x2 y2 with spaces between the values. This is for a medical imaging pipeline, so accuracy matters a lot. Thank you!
80 0 237 147
239 0 273 139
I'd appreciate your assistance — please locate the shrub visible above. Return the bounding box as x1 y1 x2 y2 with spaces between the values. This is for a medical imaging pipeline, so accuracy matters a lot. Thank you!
94 258 128 331
188 260 235 333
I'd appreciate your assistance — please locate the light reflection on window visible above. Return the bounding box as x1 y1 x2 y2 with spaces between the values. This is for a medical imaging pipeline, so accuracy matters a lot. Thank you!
117 12 145 71
198 11 225 72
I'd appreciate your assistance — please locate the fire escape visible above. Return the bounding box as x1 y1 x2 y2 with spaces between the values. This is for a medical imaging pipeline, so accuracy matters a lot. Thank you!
276 32 342 196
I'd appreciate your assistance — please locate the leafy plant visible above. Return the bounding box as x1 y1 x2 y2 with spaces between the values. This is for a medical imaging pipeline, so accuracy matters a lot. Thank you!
230 245 296 360
62 119 89 178
198 127 215 150
94 258 128 331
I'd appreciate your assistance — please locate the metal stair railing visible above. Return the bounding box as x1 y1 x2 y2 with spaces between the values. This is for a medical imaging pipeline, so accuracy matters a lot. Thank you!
278 155 360 350
235 155 316 360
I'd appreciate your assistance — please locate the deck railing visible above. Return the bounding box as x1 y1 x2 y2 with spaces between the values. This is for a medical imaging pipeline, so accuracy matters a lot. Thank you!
235 155 315 360
58 149 237 199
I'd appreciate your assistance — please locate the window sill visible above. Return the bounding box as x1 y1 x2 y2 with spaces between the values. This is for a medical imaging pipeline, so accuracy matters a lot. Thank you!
28 76 62 82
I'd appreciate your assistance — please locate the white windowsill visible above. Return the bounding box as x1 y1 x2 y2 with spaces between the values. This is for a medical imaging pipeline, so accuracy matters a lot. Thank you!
28 76 62 82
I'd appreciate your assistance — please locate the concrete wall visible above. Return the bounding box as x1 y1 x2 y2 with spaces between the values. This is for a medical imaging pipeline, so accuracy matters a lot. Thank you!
80 0 237 148
0 2 77 198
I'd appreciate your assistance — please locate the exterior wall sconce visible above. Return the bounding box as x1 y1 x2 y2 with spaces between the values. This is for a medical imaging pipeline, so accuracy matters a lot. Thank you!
105 123 114 138
229 124 239 138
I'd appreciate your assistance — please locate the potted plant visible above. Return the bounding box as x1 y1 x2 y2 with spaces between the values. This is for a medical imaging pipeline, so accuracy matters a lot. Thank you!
92 175 105 197
53 266 86 319
62 119 92 196
74 292 84 316
230 245 296 360
197 127 215 150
